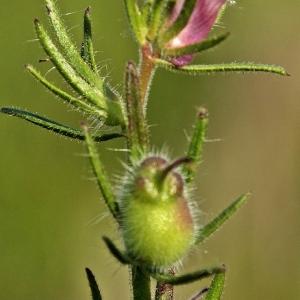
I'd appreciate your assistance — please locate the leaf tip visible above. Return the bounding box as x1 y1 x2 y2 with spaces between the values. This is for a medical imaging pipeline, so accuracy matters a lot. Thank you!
85 6 91 16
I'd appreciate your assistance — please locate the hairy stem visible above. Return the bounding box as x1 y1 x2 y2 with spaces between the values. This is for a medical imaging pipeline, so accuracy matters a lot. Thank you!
132 266 151 300
138 44 156 107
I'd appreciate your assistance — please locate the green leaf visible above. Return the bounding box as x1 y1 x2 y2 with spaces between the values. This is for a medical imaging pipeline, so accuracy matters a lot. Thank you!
102 236 130 265
85 268 102 300
45 0 104 91
184 107 209 183
34 19 105 110
152 266 225 286
147 0 173 41
141 0 154 26
0 107 122 142
34 19 124 126
196 193 249 244
159 0 197 45
163 32 230 57
205 271 226 300
155 59 289 76
124 0 146 43
82 125 120 219
26 64 97 115
81 7 97 72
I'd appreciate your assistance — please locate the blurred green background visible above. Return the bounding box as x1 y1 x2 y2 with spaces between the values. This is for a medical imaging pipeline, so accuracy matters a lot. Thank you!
0 0 299 299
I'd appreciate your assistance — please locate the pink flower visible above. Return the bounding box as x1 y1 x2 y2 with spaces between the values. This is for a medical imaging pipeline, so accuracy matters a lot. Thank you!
165 0 227 66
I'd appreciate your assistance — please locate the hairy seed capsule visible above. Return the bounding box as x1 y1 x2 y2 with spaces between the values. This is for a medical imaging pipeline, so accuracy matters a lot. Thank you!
119 156 196 269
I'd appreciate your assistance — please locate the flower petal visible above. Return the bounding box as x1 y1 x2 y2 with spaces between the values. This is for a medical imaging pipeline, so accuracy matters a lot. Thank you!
171 54 194 66
169 0 227 48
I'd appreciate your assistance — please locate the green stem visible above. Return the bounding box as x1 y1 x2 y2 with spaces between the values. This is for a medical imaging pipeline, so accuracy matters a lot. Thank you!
138 44 156 108
132 266 151 300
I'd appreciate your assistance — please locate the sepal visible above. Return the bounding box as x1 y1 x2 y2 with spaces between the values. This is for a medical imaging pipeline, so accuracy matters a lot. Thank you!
124 0 148 44
163 32 230 58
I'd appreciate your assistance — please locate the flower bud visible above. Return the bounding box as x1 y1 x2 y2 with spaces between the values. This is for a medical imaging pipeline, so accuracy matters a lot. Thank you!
119 156 196 269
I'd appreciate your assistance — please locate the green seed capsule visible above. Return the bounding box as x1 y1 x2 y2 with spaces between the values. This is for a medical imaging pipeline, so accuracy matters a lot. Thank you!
119 156 196 269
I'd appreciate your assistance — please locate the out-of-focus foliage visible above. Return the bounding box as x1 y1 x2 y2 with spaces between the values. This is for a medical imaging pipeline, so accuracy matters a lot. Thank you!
0 0 298 299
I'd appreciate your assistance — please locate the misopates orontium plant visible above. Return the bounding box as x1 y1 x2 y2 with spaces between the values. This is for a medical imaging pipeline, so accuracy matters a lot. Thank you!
1 0 288 299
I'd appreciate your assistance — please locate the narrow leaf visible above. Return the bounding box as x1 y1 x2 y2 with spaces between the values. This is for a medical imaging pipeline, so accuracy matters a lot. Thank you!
141 0 153 26
26 64 96 114
102 236 130 265
81 7 97 72
196 193 249 244
163 32 230 57
45 0 103 90
152 266 225 286
147 0 172 41
34 19 106 111
85 268 102 300
155 59 289 76
159 0 197 45
0 107 122 142
184 107 209 183
205 272 226 300
34 19 124 126
82 125 119 219
124 0 146 43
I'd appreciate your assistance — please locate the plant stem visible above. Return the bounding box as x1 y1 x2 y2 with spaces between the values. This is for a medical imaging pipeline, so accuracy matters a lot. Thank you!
139 44 156 107
128 45 155 300
131 266 151 300
155 268 175 300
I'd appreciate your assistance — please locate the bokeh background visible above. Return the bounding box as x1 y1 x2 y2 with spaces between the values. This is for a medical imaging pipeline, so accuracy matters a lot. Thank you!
0 0 299 299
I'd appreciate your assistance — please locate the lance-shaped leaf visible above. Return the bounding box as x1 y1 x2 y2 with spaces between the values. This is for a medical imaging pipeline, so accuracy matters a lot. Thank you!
81 7 97 72
0 107 122 142
152 266 225 286
184 107 209 183
124 0 146 43
85 268 102 300
204 271 225 300
159 0 197 45
82 125 120 219
125 61 149 158
102 236 131 265
147 0 173 41
26 64 97 115
45 1 103 90
141 0 153 26
34 19 104 108
155 59 289 76
196 193 249 244
163 32 230 58
34 19 124 126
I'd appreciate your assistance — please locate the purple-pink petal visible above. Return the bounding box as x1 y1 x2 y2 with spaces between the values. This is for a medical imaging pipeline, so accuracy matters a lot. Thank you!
171 54 194 67
168 0 227 48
